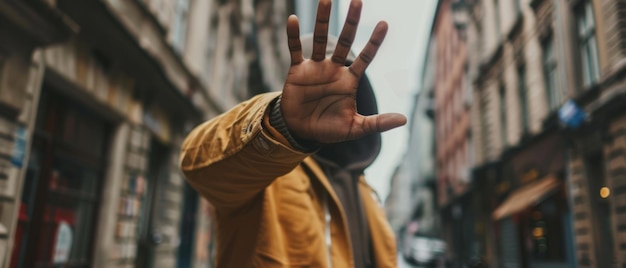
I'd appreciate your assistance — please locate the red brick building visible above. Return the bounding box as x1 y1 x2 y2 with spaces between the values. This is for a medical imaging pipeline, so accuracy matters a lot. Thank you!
431 0 473 264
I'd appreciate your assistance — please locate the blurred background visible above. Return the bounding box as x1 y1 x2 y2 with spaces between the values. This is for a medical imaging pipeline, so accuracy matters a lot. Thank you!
0 0 624 267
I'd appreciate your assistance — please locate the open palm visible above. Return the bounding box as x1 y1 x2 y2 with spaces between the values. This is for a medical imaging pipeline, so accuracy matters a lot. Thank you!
280 0 406 144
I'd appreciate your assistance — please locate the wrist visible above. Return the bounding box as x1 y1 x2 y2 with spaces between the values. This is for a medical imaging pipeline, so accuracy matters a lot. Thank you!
269 95 320 152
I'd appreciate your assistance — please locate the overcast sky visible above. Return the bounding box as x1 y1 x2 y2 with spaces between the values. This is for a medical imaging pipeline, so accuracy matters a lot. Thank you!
336 0 438 200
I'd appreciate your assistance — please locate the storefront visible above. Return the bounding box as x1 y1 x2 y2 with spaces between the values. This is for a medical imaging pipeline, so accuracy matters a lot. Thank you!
566 98 626 267
11 88 112 268
4 32 203 268
493 175 571 268
492 132 576 268
0 0 215 267
0 3 76 266
441 191 477 266
471 161 502 266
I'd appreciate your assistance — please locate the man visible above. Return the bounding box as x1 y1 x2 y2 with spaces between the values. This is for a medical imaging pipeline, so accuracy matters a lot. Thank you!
180 0 407 267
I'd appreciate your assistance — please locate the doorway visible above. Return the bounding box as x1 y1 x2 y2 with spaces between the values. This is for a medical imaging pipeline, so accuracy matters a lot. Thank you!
135 140 171 268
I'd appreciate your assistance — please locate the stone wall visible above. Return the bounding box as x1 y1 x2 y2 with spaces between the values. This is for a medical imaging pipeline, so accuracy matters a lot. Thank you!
110 126 150 267
0 49 45 267
567 151 597 267
607 114 626 266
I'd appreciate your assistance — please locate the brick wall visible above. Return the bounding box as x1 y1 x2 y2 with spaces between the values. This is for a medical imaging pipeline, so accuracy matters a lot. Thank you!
434 0 472 205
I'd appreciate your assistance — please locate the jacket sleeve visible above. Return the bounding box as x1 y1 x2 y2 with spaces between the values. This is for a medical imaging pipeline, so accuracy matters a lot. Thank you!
180 92 312 210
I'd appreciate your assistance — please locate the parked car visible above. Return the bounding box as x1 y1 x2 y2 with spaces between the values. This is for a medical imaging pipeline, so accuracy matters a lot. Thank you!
401 221 447 267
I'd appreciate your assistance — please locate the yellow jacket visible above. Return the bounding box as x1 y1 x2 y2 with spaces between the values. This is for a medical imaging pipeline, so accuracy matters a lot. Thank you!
180 92 397 267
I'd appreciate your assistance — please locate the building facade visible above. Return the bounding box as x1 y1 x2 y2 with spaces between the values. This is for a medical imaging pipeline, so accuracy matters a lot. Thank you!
555 0 626 267
458 0 626 267
464 0 577 266
0 0 294 267
427 0 475 265
2 1 208 267
385 36 438 239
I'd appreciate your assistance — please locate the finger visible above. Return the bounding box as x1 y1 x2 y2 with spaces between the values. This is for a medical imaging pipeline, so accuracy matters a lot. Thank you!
356 113 407 137
311 0 331 61
331 0 362 65
349 21 388 78
286 15 303 65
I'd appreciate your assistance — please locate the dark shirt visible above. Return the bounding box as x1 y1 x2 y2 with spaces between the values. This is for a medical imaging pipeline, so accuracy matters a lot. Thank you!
317 158 375 268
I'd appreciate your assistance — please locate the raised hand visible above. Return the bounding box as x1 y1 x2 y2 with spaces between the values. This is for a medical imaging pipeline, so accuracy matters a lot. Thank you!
280 0 407 144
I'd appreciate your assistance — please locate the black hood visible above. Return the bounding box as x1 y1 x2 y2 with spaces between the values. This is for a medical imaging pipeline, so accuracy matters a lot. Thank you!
299 34 382 171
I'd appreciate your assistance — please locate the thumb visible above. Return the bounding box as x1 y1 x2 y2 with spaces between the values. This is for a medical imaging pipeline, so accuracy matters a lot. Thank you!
357 113 407 136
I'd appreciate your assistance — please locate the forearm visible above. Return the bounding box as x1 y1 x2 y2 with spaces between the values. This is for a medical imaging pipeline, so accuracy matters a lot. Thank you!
180 92 311 209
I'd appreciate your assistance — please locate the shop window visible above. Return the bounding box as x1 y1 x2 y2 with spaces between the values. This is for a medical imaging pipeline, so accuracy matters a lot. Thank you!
479 91 490 159
11 89 110 268
527 195 566 262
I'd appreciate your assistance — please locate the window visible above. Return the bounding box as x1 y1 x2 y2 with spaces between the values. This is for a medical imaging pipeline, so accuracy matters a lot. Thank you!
467 136 474 172
543 38 560 110
576 1 600 87
514 0 522 15
463 70 472 106
11 89 110 268
494 0 502 40
479 92 490 158
518 65 529 132
172 0 190 53
528 195 567 262
204 24 218 81
499 84 507 148
455 82 463 117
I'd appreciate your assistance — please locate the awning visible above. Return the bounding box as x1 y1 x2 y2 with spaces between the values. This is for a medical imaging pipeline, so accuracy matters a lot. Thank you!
492 176 561 220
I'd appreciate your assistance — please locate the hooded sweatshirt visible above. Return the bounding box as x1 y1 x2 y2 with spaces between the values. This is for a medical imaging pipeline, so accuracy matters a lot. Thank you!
272 34 381 268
